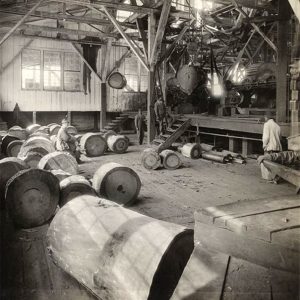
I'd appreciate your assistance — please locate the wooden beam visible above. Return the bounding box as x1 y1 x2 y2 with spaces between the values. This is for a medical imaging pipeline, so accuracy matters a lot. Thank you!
0 0 43 47
101 39 112 81
158 24 190 65
136 19 148 62
96 5 149 71
0 9 136 29
231 0 278 53
150 0 172 66
227 28 256 79
55 0 155 14
130 0 148 61
107 48 131 78
18 33 131 47
71 43 103 82
276 0 290 123
100 83 107 130
19 24 117 39
147 12 156 144
248 23 276 61
263 160 300 193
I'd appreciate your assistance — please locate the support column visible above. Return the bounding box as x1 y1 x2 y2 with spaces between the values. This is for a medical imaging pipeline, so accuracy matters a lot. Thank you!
32 111 37 124
276 0 291 123
147 12 156 144
67 111 71 125
100 82 107 130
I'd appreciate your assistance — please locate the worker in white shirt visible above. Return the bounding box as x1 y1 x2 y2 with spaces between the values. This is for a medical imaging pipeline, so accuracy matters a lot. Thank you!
262 113 282 153
258 113 282 181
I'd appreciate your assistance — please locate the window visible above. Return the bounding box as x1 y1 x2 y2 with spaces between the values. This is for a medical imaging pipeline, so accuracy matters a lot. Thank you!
21 49 41 90
22 49 81 91
44 51 62 90
63 52 81 91
124 56 148 92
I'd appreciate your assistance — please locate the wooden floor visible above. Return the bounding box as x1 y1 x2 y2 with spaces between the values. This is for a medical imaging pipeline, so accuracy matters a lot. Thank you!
0 136 297 299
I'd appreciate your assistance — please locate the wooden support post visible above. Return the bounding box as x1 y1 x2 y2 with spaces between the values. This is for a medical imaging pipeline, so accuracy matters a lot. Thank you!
32 111 37 124
150 0 172 66
229 137 238 153
276 0 291 123
67 111 71 125
0 0 43 47
147 13 156 144
101 39 112 81
100 83 107 130
242 139 253 157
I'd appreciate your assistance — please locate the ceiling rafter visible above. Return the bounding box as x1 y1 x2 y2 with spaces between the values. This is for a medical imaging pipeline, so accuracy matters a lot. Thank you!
0 8 136 28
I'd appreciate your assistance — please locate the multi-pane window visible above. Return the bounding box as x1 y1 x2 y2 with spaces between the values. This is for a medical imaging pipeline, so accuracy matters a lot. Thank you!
124 56 148 92
21 49 41 90
44 51 62 90
63 52 81 91
22 49 81 91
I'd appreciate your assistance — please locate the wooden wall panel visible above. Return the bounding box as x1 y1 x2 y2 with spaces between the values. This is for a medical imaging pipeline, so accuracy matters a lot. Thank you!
0 36 102 112
0 36 144 113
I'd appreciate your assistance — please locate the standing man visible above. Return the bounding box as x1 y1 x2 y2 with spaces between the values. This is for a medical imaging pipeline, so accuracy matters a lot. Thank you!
134 109 145 145
154 97 166 136
262 113 282 153
258 113 282 181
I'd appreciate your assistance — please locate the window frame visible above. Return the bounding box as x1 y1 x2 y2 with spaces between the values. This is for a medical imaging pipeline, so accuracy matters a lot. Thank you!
21 49 42 91
21 48 82 92
124 55 148 92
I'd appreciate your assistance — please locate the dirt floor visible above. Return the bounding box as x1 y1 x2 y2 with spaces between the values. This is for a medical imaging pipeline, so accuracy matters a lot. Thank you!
79 135 296 229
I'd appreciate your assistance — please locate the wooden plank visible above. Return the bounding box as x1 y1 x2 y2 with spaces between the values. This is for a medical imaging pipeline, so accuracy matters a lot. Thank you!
150 0 172 66
19 24 117 39
263 160 300 192
194 217 300 274
171 246 230 300
0 0 43 47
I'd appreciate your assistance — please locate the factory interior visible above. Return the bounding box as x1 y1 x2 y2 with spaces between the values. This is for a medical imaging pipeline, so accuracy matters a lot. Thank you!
0 0 299 299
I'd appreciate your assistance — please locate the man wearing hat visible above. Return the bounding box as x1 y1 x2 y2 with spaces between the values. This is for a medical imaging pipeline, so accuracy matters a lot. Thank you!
56 118 81 162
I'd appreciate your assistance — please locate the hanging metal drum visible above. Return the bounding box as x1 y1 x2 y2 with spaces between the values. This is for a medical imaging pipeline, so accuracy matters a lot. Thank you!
107 72 127 89
177 65 206 95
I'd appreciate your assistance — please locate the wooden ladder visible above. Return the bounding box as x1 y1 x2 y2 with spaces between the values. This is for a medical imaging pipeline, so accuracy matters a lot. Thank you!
152 117 191 153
